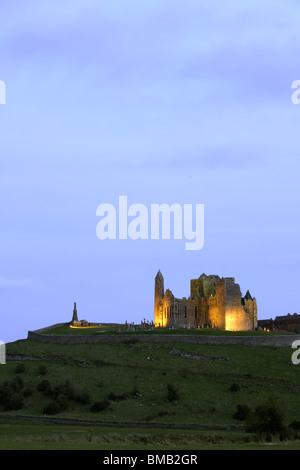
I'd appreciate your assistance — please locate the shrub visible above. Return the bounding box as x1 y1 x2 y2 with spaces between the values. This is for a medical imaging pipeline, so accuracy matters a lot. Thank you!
0 383 10 406
248 397 287 440
5 393 24 411
53 380 75 401
23 387 33 398
38 365 48 375
158 410 176 418
43 402 60 415
50 380 90 409
56 394 69 411
11 376 24 392
289 420 300 430
0 380 24 411
94 360 108 367
229 382 240 392
76 392 91 405
15 363 26 374
233 404 252 421
37 379 52 395
90 399 111 412
107 391 128 401
62 380 75 400
166 383 179 402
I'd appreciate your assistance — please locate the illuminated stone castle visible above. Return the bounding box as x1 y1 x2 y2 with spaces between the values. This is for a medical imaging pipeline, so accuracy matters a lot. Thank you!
154 271 257 331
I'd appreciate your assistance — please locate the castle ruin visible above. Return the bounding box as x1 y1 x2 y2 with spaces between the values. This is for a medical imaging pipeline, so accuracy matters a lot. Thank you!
154 270 257 331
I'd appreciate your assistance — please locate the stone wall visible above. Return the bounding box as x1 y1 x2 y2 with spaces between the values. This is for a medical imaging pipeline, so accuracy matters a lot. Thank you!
27 330 299 347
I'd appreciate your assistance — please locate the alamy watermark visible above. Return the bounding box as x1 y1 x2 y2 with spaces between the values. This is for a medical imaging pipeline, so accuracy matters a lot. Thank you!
0 340 5 365
96 196 204 251
291 340 300 365
0 80 6 104
291 80 300 104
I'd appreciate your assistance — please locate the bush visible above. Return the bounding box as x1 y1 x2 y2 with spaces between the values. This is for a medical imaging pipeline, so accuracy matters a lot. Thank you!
43 402 61 415
90 399 111 412
166 384 179 402
39 379 92 411
0 380 24 411
56 394 69 412
94 359 108 367
37 379 92 412
37 379 52 395
248 397 287 440
53 380 75 401
76 392 91 405
229 382 240 392
289 420 300 430
5 393 24 411
233 404 252 421
0 383 10 406
11 376 24 392
23 387 33 398
62 380 75 400
107 391 128 402
15 363 26 374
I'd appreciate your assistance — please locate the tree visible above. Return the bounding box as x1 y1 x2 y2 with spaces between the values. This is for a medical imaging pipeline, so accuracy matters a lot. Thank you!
249 397 287 441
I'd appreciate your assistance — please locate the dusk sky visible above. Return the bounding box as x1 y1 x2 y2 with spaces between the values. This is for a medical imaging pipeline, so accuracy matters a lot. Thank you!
1 0 300 343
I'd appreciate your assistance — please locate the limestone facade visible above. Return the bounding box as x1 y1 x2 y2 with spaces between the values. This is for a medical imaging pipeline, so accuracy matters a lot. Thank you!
154 270 257 331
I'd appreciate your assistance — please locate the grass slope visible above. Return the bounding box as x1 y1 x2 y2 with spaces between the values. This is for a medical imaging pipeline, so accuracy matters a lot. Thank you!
1 337 300 449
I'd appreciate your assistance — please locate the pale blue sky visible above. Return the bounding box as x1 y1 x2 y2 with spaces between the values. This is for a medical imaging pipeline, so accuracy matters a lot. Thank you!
1 0 300 342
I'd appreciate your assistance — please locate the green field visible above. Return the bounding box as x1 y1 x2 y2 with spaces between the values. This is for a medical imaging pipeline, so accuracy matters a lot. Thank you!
1 420 300 450
1 334 300 450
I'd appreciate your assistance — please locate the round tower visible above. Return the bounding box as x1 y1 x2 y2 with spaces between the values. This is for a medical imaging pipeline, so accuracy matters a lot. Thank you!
154 270 164 327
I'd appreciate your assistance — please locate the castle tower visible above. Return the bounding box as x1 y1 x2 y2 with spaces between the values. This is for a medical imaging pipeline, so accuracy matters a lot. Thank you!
154 270 164 327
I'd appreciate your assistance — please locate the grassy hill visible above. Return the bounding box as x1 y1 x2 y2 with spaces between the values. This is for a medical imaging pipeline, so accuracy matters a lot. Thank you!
1 333 300 449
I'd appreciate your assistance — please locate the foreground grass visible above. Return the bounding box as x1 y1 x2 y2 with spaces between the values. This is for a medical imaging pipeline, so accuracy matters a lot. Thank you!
1 420 300 450
1 338 300 449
